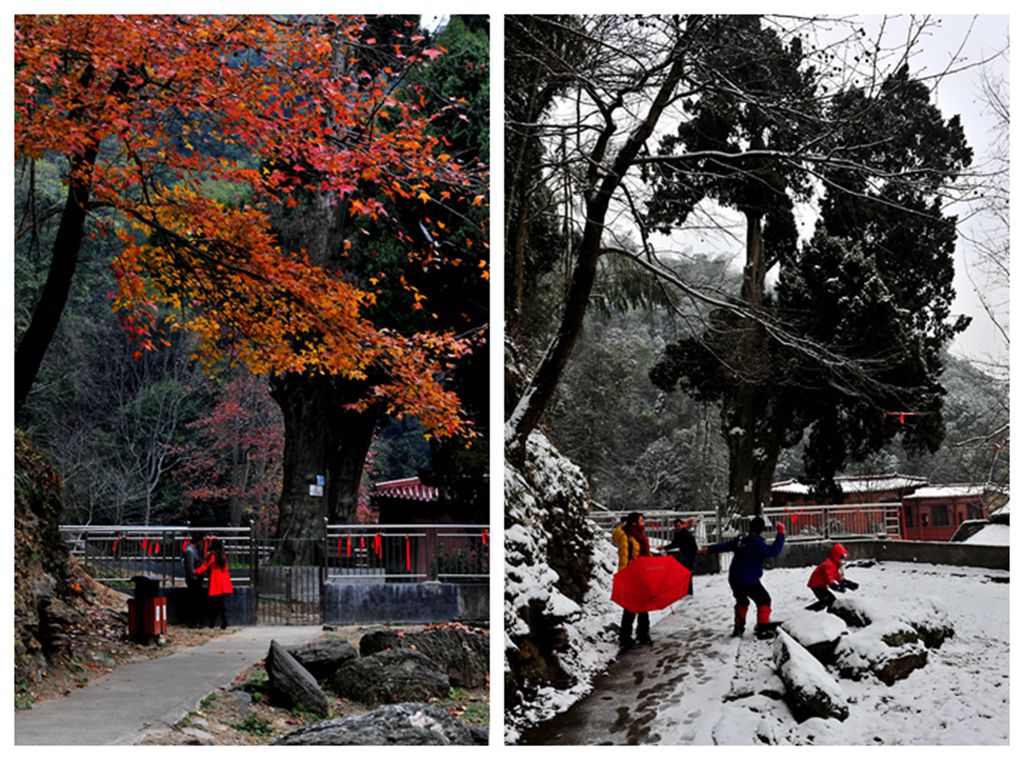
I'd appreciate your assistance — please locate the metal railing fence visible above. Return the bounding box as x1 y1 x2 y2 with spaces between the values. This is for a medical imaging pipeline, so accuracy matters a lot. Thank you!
58 524 253 588
60 522 490 587
325 523 490 582
590 503 901 547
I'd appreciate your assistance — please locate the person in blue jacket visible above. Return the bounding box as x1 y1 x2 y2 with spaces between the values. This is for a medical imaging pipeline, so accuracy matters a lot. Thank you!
700 516 785 639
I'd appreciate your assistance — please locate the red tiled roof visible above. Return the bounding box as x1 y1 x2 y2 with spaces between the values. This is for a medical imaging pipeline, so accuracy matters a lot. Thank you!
371 477 439 502
772 473 927 495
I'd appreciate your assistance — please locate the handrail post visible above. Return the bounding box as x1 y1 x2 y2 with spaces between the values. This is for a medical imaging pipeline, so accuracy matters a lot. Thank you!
320 517 328 623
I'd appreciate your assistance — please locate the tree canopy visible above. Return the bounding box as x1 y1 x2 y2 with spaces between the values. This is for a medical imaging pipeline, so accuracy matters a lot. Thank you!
15 15 485 438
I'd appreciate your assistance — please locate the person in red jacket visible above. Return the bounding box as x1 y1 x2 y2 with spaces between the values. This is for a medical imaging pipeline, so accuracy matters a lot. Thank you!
806 543 859 611
196 537 234 629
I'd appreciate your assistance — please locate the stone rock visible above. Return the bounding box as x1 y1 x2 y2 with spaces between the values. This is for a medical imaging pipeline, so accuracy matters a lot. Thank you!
773 630 849 722
873 648 928 686
222 690 253 721
359 628 487 688
834 622 929 686
831 594 953 650
830 596 875 628
898 596 954 649
287 638 358 682
504 431 594 709
274 702 485 745
334 649 450 705
179 727 215 745
782 611 848 666
265 639 329 717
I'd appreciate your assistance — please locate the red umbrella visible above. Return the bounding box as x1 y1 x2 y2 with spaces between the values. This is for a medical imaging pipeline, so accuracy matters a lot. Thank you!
612 555 692 613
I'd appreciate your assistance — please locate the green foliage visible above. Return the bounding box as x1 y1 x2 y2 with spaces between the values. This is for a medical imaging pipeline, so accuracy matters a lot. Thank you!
647 23 973 498
460 703 489 725
232 714 274 736
548 273 733 512
646 16 820 228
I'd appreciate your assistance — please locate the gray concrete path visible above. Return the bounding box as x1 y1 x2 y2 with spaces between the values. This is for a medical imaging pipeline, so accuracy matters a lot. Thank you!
15 625 322 745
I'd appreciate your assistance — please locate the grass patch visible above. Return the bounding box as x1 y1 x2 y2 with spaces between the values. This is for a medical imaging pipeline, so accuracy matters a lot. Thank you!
232 714 274 736
15 691 37 710
460 703 489 725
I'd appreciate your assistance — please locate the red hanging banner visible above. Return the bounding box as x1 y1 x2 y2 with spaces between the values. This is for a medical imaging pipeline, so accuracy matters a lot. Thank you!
112 537 121 555
481 529 489 547
373 533 383 559
346 534 352 557
182 539 190 552
405 535 411 572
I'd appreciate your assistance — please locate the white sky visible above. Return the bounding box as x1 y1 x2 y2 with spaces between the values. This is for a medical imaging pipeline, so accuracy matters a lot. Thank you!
907 15 1009 368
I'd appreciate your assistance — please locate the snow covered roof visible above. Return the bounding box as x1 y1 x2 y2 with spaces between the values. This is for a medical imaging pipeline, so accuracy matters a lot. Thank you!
962 523 1010 546
371 477 440 502
772 474 927 495
991 500 1010 517
903 484 1007 500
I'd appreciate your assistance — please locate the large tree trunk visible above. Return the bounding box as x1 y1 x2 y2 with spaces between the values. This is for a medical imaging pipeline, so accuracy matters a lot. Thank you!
269 374 379 564
725 211 776 517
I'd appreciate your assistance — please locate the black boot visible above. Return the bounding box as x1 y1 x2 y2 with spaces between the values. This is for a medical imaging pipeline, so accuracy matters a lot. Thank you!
731 623 744 638
754 621 780 640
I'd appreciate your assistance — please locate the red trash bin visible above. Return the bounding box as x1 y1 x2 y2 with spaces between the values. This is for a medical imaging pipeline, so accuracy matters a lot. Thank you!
128 576 165 642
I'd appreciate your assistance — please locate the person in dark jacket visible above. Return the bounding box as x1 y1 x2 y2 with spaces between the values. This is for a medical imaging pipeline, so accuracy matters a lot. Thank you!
662 518 698 596
701 516 785 639
612 511 652 649
181 532 205 628
806 543 859 611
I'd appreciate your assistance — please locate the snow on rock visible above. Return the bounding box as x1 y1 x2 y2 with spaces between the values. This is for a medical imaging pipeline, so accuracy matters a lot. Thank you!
774 630 849 722
834 621 928 686
504 431 621 742
781 610 847 664
830 594 886 627
894 595 954 648
832 593 953 649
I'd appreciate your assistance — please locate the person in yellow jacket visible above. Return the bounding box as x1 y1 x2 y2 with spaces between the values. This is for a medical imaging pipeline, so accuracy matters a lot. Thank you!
612 511 652 649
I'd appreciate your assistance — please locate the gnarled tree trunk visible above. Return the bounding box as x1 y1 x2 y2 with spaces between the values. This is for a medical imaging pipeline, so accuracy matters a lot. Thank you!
269 374 379 563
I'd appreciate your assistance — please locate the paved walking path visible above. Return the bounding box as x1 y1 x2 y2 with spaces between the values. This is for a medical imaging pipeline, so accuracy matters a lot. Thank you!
15 625 322 745
518 571 779 745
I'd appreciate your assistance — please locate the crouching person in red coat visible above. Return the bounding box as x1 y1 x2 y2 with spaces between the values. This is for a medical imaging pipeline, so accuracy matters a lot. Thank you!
196 537 234 629
806 543 858 611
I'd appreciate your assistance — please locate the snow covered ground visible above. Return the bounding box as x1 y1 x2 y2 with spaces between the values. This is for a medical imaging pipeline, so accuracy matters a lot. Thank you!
510 560 1009 745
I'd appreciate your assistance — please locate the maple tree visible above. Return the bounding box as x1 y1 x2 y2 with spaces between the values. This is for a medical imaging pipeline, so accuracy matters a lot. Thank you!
15 14 482 434
173 373 284 529
16 16 487 549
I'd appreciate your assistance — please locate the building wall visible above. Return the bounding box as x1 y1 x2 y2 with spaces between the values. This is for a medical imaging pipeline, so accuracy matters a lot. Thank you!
323 581 488 625
902 497 987 542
